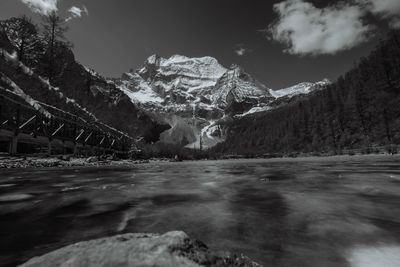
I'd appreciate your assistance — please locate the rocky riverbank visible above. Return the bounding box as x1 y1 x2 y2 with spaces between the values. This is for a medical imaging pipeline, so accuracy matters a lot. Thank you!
20 231 260 267
0 155 150 169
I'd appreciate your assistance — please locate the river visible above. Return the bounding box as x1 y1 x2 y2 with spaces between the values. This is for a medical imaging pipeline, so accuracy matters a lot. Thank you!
1 155 400 266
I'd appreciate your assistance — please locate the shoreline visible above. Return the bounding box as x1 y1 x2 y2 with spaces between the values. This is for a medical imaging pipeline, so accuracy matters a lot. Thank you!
0 155 150 170
1 153 399 170
232 152 400 162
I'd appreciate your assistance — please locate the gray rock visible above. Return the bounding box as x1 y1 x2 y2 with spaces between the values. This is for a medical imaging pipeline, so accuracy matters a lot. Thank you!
86 156 98 163
20 231 260 267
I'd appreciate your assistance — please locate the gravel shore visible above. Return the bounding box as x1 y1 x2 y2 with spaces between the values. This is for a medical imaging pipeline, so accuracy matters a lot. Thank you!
0 155 150 169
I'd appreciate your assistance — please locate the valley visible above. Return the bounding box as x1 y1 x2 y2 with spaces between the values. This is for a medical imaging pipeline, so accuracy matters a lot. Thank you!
0 16 399 159
1 1 400 267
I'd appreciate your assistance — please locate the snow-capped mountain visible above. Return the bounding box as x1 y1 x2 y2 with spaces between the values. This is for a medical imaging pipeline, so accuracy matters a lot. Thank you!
112 54 330 148
113 55 274 116
116 55 225 108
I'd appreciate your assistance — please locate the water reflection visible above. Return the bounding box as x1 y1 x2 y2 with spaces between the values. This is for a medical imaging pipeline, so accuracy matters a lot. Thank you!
0 156 400 266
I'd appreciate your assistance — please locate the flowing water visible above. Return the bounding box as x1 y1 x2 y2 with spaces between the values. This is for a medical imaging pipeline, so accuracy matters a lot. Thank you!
1 156 400 267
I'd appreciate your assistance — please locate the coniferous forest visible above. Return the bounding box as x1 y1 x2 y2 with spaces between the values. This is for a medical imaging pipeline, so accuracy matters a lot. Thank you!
213 30 400 156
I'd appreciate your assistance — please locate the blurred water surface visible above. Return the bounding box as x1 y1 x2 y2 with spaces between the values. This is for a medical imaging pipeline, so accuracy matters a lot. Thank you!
1 156 400 267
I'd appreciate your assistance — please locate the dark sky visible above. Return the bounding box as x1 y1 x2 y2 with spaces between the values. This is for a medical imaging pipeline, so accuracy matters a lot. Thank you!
0 0 390 88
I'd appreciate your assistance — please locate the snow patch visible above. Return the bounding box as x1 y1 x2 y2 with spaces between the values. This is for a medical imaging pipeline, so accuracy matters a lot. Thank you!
270 79 330 99
0 75 52 118
1 49 34 76
83 65 103 79
235 106 272 118
0 49 132 139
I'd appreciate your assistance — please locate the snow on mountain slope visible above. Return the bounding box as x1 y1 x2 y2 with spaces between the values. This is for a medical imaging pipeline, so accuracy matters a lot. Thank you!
116 54 328 115
145 54 227 83
117 73 164 104
113 54 236 119
0 48 104 123
210 65 272 109
232 79 331 117
234 105 272 118
113 54 330 148
269 79 331 99
139 54 227 97
0 75 52 118
114 55 273 115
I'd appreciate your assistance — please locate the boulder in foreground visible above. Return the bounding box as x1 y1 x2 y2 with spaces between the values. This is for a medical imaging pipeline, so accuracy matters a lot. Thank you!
20 231 260 267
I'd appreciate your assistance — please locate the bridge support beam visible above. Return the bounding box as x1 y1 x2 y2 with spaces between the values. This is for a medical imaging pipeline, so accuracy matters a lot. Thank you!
62 141 67 155
48 141 52 156
73 144 78 156
10 135 18 155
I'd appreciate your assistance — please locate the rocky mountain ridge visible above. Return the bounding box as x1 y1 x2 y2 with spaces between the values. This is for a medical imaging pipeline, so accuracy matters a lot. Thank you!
112 54 330 148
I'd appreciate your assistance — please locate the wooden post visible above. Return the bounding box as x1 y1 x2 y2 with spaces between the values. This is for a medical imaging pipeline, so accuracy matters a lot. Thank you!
10 105 20 155
33 112 38 138
48 117 53 156
11 135 18 155
63 141 66 155
8 138 13 155
48 140 52 156
91 132 96 154
100 135 106 155
0 95 3 131
74 143 78 156
73 117 78 156
62 120 67 155
104 135 109 155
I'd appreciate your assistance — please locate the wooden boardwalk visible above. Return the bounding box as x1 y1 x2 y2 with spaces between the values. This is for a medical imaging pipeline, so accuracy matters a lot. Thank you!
0 89 135 156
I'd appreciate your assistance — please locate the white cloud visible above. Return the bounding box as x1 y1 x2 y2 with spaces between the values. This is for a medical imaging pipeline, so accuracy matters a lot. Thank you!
359 0 400 15
269 0 373 56
20 0 89 22
66 6 89 22
357 0 400 28
20 0 58 15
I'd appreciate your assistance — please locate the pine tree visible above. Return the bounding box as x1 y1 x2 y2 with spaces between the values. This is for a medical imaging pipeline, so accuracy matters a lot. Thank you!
41 11 72 82
0 16 41 65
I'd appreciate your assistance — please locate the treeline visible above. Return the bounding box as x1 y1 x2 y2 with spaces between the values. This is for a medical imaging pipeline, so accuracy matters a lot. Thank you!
0 14 83 120
136 141 210 160
0 13 71 82
213 30 400 156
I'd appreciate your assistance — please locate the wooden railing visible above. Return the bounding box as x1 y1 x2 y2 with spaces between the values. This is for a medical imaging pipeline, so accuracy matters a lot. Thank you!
0 89 135 156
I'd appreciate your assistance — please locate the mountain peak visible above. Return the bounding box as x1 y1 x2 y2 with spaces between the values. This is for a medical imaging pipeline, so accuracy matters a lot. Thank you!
146 54 162 65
